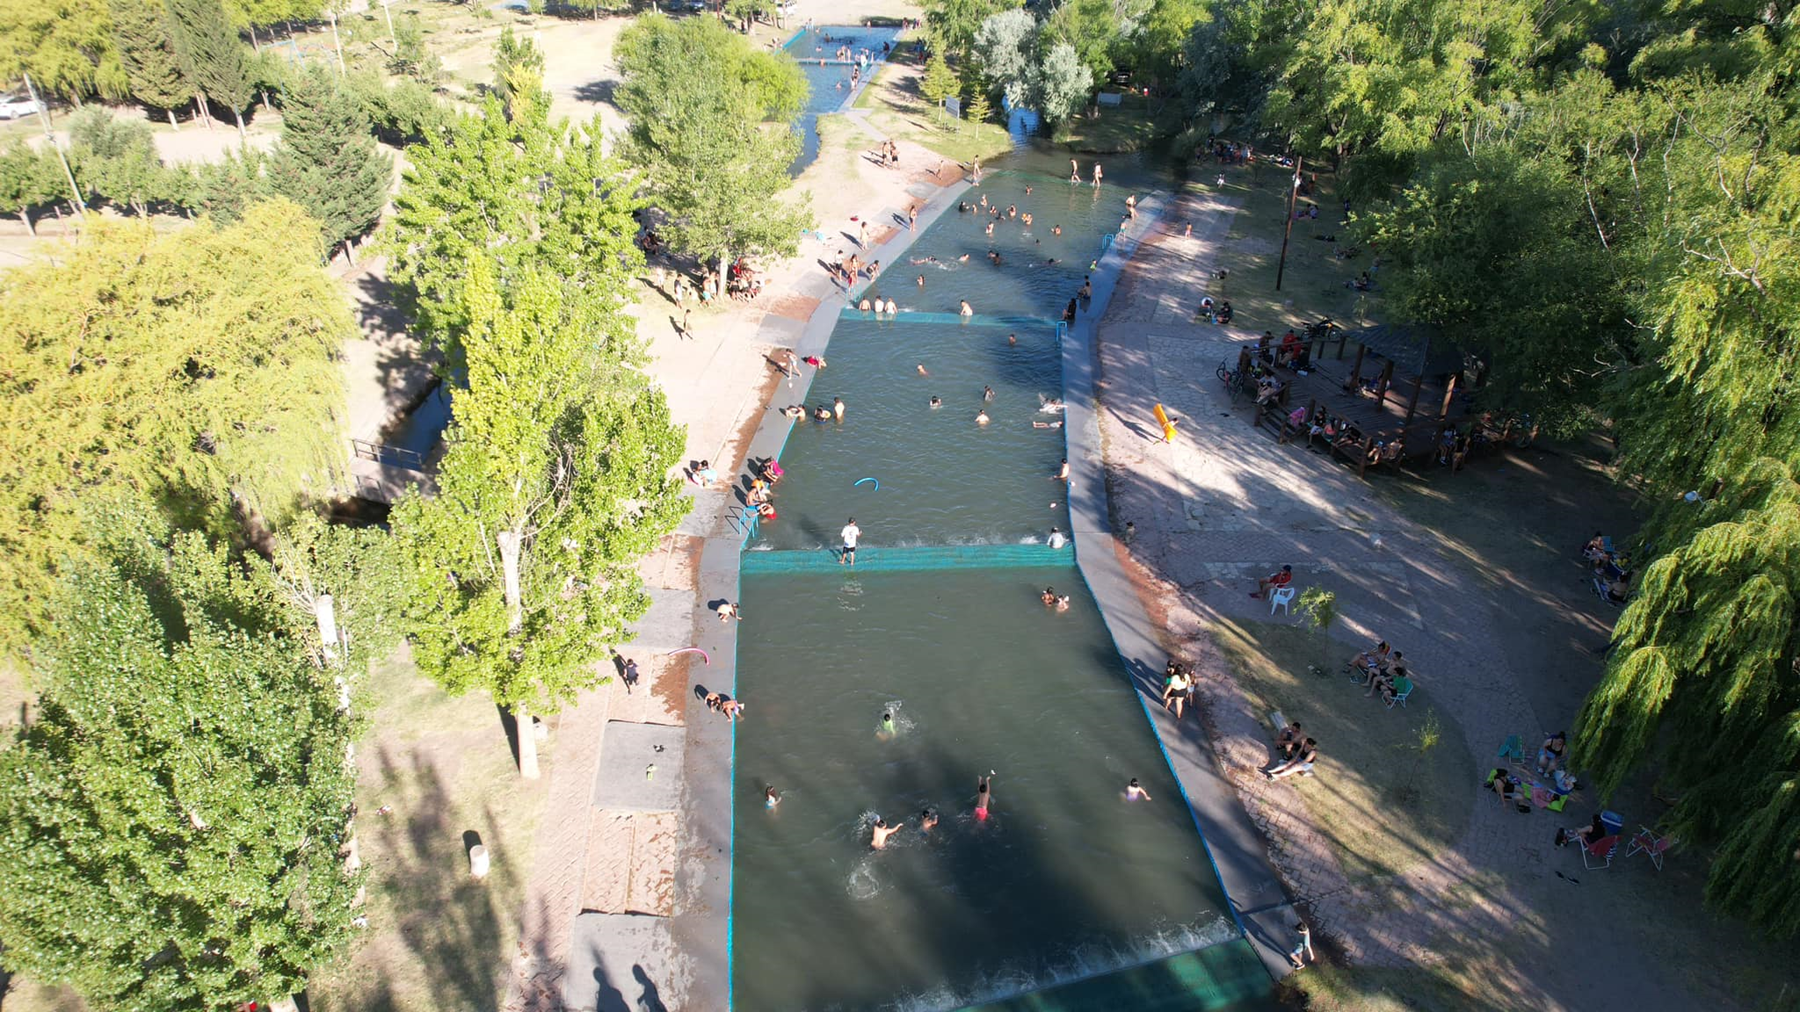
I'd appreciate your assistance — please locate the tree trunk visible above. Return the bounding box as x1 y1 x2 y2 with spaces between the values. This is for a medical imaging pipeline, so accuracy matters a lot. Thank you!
315 594 341 667
233 107 246 139
329 10 346 75
17 209 32 236
196 93 214 130
516 701 540 779
496 528 539 779
167 107 179 130
343 237 358 266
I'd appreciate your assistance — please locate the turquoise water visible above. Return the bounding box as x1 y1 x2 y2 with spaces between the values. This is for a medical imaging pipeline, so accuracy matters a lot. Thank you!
786 25 902 174
730 147 1243 1011
756 158 1164 550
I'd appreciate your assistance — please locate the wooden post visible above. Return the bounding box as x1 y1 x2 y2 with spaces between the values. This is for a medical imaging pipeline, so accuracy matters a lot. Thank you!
1404 371 1424 424
1376 361 1395 405
1337 330 1349 359
1347 343 1366 390
1358 436 1373 479
1439 374 1458 419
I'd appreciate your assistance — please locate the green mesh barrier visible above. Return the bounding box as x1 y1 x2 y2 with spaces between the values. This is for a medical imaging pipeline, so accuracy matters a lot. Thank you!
739 543 1075 574
955 938 1274 1012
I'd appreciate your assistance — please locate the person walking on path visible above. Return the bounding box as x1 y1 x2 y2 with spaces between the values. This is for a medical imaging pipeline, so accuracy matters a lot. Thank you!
1287 922 1315 968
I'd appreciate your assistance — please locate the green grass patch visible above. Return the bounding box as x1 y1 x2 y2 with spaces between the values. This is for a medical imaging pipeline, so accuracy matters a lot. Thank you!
1054 91 1174 153
1210 618 1472 881
1282 961 1517 1012
307 650 550 1012
1199 164 1378 342
853 62 1014 165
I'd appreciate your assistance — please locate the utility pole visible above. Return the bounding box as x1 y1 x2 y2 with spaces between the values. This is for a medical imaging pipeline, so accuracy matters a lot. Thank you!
23 73 85 218
1275 155 1302 291
380 0 396 46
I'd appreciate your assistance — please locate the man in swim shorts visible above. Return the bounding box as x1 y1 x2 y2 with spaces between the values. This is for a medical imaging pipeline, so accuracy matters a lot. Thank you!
840 517 861 565
921 807 939 833
871 817 900 849
975 774 993 820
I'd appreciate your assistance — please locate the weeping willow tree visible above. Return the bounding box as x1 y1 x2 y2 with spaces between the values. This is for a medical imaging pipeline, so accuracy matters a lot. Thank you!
1572 66 1800 934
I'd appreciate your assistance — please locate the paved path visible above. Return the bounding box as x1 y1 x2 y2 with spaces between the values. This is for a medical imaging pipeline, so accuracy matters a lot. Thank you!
1090 184 1711 1012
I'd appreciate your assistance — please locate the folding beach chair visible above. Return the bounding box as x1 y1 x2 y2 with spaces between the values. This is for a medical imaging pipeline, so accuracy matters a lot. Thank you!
1582 834 1621 870
1626 827 1677 871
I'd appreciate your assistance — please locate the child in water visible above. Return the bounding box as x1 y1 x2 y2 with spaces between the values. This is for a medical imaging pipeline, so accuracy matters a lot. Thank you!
765 786 781 808
1126 778 1152 801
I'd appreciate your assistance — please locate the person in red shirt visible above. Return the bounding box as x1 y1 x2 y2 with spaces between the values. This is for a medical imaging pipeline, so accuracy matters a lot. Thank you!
1251 564 1293 599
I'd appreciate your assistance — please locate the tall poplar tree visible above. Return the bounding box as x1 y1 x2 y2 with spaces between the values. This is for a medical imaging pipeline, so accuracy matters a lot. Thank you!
108 0 190 126
267 63 392 264
389 258 688 779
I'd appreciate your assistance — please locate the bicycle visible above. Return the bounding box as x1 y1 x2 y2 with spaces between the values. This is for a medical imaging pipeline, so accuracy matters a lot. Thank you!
1216 360 1252 402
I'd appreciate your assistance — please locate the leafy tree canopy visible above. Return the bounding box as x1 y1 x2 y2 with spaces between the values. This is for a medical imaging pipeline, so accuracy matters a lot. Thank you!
0 201 352 651
0 0 127 102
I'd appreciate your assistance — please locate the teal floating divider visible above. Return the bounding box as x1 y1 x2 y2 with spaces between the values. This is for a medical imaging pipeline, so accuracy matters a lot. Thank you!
836 310 1055 330
955 938 1273 1012
740 543 1073 575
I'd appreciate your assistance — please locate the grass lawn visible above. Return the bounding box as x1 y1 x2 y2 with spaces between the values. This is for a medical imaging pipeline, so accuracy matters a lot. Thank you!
852 61 1015 166
1201 164 1378 340
1209 618 1473 881
1282 961 1516 1012
307 648 550 1012
1054 91 1175 154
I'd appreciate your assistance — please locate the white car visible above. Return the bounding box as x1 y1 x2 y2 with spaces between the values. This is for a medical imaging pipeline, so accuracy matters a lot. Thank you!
0 95 44 120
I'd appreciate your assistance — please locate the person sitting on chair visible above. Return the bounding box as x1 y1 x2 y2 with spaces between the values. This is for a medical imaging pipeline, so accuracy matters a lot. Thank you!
1347 640 1390 676
1251 564 1294 599
1380 668 1413 705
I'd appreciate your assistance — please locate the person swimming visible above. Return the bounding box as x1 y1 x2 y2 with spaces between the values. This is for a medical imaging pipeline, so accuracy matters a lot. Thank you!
1007 333 1018 346
765 786 781 808
1126 778 1152 801
780 404 805 418
1039 396 1066 413
956 253 970 262
929 395 942 408
975 408 990 424
921 807 939 833
1041 586 1057 605
1056 458 1070 480
1056 595 1071 610
871 816 900 849
982 385 995 401
813 406 832 420
917 363 929 376
880 711 896 737
975 773 993 821
959 300 974 316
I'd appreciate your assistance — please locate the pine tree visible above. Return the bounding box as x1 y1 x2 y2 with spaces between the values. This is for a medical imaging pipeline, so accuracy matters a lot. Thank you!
165 0 254 133
0 510 362 1011
266 63 391 263
920 51 959 123
108 0 190 127
964 90 991 127
491 26 544 117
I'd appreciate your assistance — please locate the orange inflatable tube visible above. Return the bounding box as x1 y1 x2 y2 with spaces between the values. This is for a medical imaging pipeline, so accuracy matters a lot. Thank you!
1154 403 1178 442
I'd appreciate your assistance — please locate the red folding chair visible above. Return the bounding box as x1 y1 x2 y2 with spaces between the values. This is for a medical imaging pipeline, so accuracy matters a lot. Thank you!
1625 826 1676 870
1582 834 1621 870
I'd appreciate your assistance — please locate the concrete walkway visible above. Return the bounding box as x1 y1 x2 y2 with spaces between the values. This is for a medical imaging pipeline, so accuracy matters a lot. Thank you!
1088 183 1716 1011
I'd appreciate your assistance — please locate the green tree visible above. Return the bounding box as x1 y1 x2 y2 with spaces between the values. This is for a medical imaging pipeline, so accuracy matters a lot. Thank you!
0 142 66 234
67 106 183 215
267 63 392 264
491 25 545 116
920 50 960 121
190 144 265 222
166 0 255 133
920 0 1020 65
971 7 1035 108
344 68 451 146
1354 143 1622 436
0 0 128 103
614 13 814 282
0 201 352 651
0 512 361 1011
384 86 642 371
108 0 190 126
964 89 991 127
390 257 689 779
1033 40 1092 125
724 0 770 32
388 11 439 83
1041 0 1122 90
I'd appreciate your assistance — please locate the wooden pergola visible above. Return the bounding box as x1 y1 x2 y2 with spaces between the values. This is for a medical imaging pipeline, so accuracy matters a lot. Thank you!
1338 323 1467 426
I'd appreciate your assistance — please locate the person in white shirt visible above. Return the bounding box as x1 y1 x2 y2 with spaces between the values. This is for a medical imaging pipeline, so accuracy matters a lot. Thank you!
840 518 861 566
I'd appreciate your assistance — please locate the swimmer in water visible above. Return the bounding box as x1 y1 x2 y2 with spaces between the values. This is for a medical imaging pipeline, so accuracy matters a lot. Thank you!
833 396 845 421
871 816 900 849
911 256 939 264
921 807 939 833
929 395 942 408
813 406 832 421
765 786 781 808
780 404 805 418
1039 396 1066 412
1007 333 1018 346
1032 420 1064 429
975 408 990 425
1057 595 1071 610
957 253 970 262
917 363 929 376
879 711 897 738
959 300 974 316
983 385 995 401
1126 778 1152 801
975 773 994 821
1041 586 1057 605
1052 225 1062 235
1056 458 1070 480
917 274 925 287
984 221 994 236
1022 212 1033 226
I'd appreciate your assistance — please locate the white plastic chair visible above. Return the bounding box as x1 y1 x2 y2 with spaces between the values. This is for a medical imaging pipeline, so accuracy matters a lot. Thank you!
1269 586 1297 615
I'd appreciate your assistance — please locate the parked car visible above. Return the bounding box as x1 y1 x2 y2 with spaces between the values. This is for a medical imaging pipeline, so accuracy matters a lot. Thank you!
0 95 45 120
